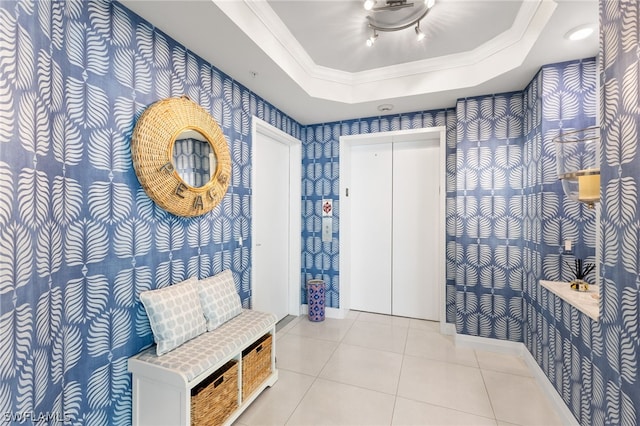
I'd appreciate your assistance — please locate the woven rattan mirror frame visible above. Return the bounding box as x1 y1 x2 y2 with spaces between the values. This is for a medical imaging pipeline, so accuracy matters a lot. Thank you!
131 96 231 217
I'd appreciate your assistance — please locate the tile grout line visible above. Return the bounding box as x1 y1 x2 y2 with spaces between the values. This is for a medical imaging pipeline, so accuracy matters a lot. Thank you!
282 314 359 426
470 348 502 422
478 366 500 424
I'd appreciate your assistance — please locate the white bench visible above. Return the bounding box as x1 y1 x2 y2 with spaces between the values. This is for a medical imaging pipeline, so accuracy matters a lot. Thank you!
128 309 278 425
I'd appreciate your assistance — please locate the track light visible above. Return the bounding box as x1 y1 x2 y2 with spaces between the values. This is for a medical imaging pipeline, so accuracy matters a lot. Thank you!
366 30 378 47
415 22 425 41
365 0 434 46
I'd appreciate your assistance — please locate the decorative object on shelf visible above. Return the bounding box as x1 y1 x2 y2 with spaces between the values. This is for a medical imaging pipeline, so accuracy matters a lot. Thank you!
566 258 595 292
131 96 231 217
553 126 600 209
364 0 436 46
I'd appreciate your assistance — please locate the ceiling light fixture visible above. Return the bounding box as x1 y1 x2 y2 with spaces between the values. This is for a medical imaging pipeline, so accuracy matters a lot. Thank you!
415 22 425 42
366 30 378 47
365 0 435 46
565 24 594 41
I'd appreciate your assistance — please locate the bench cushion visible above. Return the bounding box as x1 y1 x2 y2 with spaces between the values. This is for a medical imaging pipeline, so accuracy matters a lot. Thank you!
133 309 277 383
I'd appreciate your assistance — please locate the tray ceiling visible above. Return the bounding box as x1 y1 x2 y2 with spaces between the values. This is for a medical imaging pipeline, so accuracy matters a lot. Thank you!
119 0 599 124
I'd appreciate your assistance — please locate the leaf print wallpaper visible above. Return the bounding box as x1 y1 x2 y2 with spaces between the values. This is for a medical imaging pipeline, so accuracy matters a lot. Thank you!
0 0 299 423
454 91 527 341
301 112 458 316
1 0 639 425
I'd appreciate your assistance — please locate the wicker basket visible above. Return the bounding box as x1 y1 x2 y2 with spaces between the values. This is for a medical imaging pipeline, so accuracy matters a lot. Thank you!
191 360 238 426
241 334 273 400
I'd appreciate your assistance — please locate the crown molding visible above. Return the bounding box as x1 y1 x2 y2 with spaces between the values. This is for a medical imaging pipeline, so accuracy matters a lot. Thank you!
214 0 557 104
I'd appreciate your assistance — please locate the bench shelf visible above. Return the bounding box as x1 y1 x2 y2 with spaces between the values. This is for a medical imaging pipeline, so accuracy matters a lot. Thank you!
128 310 278 426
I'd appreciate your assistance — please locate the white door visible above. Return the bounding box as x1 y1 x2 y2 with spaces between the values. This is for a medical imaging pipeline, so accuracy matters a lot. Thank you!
349 136 440 320
392 138 440 320
350 143 393 314
253 131 290 321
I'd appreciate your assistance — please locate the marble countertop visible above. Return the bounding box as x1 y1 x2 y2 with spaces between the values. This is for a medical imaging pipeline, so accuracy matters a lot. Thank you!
540 280 600 321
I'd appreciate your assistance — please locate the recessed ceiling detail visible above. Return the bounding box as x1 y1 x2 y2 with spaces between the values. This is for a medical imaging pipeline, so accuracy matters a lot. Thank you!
119 0 599 124
215 0 556 105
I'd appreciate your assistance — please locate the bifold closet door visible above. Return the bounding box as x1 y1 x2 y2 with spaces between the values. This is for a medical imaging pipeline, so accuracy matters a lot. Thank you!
350 142 393 315
392 139 440 320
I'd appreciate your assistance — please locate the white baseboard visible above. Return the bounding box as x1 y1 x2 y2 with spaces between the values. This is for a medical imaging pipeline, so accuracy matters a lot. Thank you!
521 348 578 426
453 333 578 426
440 322 456 336
299 304 347 319
455 333 525 356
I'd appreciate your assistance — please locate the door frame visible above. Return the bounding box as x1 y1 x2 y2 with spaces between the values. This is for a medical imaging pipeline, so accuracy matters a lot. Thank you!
339 127 447 322
251 117 301 317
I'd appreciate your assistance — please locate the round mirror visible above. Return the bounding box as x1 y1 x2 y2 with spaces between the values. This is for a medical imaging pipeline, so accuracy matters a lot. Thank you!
172 129 217 188
131 96 231 217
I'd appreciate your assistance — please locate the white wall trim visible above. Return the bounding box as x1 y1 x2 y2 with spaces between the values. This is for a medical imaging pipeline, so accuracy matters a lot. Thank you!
454 333 579 426
440 322 456 336
251 117 301 317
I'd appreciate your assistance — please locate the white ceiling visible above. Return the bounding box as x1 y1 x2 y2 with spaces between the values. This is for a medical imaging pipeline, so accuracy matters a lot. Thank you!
119 0 598 125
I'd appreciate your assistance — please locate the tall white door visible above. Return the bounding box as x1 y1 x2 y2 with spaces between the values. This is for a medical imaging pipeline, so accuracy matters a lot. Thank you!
253 132 290 321
392 139 440 320
350 143 393 314
349 137 440 320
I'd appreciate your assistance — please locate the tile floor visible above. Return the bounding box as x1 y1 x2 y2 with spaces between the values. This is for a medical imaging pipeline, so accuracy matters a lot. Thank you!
234 311 565 426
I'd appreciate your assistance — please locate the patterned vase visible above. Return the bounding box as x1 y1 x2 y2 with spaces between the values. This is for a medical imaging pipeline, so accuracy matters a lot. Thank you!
307 280 326 322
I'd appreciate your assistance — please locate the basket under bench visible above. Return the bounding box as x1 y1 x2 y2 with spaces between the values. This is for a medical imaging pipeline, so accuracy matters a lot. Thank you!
128 309 278 426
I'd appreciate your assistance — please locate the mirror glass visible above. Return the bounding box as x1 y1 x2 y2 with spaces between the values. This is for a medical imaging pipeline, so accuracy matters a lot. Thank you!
172 129 217 188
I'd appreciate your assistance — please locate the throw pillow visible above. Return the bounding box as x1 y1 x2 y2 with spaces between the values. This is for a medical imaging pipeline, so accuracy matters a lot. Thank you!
140 277 206 356
198 270 242 331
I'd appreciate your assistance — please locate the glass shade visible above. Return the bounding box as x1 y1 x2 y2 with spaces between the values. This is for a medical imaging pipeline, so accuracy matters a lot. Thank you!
554 126 600 208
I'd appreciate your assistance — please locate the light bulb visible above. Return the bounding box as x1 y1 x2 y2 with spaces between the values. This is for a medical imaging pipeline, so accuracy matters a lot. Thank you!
364 0 376 11
425 0 435 9
565 25 594 41
415 25 425 42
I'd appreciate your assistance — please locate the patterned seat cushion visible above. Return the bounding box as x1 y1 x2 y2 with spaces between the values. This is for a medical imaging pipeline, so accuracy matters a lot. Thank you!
133 309 277 383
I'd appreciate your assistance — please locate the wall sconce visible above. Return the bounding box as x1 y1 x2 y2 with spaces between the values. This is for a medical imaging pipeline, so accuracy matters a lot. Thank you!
553 126 600 208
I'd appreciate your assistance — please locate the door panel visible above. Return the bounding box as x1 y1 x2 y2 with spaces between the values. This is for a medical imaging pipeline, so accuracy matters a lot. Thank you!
350 143 392 315
253 133 289 321
392 139 440 320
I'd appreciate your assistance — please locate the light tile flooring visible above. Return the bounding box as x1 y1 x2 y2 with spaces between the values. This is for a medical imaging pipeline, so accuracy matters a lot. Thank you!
234 311 564 426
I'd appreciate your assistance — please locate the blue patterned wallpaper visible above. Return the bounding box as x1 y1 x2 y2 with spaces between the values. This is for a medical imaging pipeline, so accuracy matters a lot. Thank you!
2 0 638 424
522 58 600 425
0 0 299 424
301 111 459 322
454 59 598 347
590 1 639 423
454 92 526 340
